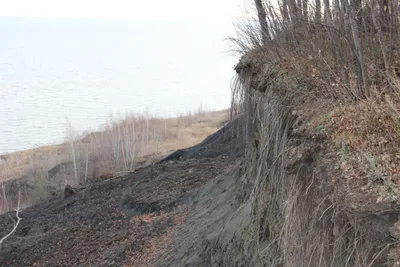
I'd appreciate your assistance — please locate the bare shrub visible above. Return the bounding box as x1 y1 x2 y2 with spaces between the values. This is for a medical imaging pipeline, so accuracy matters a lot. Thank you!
61 109 229 184
233 0 400 103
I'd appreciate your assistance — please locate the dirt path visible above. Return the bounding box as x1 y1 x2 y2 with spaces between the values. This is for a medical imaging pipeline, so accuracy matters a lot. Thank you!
0 125 242 266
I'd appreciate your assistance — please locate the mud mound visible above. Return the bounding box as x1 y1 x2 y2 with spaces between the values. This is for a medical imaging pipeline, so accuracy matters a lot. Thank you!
158 119 243 164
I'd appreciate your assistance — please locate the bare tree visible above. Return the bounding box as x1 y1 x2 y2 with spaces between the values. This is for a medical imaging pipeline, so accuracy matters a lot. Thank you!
349 0 368 95
323 0 332 22
315 0 322 22
281 0 290 22
288 0 299 19
255 0 271 44
65 121 78 182
370 0 390 72
1 182 8 213
0 190 21 246
302 0 309 20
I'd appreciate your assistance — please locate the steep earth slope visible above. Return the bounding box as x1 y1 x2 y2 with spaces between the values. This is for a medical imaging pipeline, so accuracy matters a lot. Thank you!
0 123 242 266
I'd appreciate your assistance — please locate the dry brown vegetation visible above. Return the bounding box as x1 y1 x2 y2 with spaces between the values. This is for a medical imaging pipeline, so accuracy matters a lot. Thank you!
220 0 400 265
0 145 68 183
63 109 228 183
0 109 228 213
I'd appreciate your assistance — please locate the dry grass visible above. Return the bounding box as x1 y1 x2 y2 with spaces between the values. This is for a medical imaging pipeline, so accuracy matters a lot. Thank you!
0 144 68 183
0 109 229 213
0 109 227 181
69 109 228 181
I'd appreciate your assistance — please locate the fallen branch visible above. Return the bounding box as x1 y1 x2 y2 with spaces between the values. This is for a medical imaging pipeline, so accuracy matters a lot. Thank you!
0 191 22 246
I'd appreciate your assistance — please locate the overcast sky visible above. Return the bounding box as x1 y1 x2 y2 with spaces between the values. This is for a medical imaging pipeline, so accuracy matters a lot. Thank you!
0 0 252 21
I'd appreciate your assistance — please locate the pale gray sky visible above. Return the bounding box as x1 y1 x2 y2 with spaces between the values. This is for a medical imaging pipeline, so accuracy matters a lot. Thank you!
0 0 251 21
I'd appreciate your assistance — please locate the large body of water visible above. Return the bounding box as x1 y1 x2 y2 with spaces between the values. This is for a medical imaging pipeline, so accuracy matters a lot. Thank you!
0 17 236 153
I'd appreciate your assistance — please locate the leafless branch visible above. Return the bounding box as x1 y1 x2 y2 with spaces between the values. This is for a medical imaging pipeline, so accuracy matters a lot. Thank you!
0 190 22 246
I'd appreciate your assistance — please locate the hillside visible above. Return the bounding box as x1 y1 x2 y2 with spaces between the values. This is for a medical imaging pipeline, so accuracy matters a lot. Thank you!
0 110 228 214
0 120 242 266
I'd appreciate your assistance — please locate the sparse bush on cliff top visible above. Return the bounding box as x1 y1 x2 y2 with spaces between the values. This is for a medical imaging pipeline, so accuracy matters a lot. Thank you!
234 0 400 101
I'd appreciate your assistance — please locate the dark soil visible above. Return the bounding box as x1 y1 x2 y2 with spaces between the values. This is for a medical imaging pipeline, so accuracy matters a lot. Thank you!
0 123 243 267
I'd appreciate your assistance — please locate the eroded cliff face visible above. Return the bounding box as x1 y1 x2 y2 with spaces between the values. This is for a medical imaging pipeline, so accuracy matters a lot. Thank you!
160 49 400 267
232 50 400 266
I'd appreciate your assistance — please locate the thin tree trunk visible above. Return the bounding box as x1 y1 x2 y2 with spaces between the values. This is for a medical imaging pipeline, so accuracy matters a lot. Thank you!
254 0 270 44
130 131 138 170
297 0 303 15
315 0 322 22
282 0 290 22
84 146 89 181
303 0 309 20
70 140 78 182
353 0 362 25
1 183 8 212
0 190 21 245
350 0 368 96
380 0 390 32
340 0 348 29
266 2 279 29
323 0 332 22
288 0 299 19
371 0 390 72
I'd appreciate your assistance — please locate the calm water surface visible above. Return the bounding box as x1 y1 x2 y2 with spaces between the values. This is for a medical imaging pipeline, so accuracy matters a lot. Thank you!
0 18 236 153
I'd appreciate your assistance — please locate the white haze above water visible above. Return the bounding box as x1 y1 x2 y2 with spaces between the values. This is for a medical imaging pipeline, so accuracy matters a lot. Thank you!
0 17 236 153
